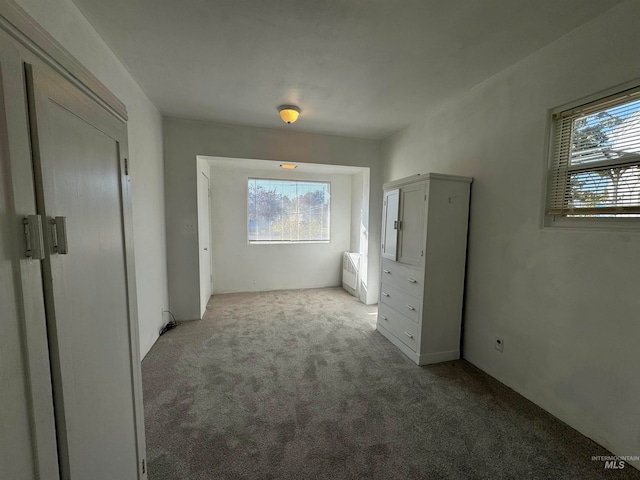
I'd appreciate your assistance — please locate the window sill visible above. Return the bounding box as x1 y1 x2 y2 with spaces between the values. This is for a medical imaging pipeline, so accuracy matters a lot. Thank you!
544 215 640 231
248 240 331 245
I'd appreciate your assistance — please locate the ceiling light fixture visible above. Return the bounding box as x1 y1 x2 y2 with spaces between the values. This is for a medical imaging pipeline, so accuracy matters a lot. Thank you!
278 105 300 124
280 164 297 169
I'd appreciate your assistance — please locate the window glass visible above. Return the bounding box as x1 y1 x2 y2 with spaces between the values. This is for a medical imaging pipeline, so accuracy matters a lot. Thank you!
547 88 640 220
248 178 330 242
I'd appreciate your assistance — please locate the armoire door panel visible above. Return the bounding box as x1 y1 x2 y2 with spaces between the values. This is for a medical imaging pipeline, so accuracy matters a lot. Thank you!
398 182 426 266
25 63 139 480
382 188 399 260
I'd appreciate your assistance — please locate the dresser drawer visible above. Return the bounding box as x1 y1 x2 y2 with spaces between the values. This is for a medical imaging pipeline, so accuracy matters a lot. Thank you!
381 259 423 298
378 303 419 351
379 282 420 323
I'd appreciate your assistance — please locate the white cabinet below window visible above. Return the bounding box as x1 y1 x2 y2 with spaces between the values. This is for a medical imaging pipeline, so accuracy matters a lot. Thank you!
377 173 472 366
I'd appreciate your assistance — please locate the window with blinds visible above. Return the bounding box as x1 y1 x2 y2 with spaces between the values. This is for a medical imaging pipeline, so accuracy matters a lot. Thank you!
547 86 640 219
248 178 330 243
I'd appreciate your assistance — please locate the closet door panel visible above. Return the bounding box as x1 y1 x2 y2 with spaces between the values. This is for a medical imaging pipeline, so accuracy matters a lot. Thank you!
0 51 38 480
0 40 59 480
26 63 139 480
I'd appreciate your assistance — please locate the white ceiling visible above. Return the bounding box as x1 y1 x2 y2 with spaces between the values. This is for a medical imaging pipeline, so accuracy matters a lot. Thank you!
202 156 366 175
71 0 624 139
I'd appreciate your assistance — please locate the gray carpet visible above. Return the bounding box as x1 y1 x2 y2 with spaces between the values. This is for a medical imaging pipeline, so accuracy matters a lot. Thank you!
142 288 639 479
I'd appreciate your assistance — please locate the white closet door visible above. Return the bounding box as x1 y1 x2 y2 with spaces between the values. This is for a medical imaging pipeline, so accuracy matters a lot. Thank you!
198 171 212 316
26 63 143 479
0 48 43 480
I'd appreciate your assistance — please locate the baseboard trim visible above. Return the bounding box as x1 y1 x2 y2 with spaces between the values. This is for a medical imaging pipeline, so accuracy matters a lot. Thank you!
466 355 640 472
418 350 460 365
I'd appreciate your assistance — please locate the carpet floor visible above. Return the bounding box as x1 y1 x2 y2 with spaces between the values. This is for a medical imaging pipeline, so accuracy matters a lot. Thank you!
142 287 639 479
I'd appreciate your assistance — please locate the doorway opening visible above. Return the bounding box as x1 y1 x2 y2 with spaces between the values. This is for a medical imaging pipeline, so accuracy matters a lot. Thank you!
197 159 213 317
195 156 374 306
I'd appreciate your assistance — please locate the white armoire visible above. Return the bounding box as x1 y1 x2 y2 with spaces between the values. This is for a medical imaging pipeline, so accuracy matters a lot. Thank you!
377 173 472 365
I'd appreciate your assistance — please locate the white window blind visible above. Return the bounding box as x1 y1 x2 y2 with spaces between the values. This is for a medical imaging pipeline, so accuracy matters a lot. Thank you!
248 178 330 242
547 86 640 217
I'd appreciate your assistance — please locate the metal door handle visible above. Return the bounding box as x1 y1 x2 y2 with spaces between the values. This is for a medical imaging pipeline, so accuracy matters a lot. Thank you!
52 216 69 254
406 305 415 311
380 315 387 321
23 215 45 259
382 292 389 297
407 278 417 283
383 269 390 274
403 331 413 339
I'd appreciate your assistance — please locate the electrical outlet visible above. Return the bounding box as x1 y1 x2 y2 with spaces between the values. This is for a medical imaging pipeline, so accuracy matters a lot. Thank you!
495 336 504 353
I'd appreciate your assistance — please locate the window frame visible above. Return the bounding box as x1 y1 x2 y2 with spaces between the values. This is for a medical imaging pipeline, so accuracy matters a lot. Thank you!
246 176 332 244
544 81 640 231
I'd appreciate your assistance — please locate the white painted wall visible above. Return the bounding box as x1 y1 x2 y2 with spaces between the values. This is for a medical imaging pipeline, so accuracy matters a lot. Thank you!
15 0 169 358
164 118 383 320
208 166 351 293
383 1 640 467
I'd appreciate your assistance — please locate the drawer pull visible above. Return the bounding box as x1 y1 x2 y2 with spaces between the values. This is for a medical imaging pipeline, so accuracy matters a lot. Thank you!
406 304 415 311
382 292 389 297
383 269 391 274
380 315 388 321
403 331 413 339
407 277 417 283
